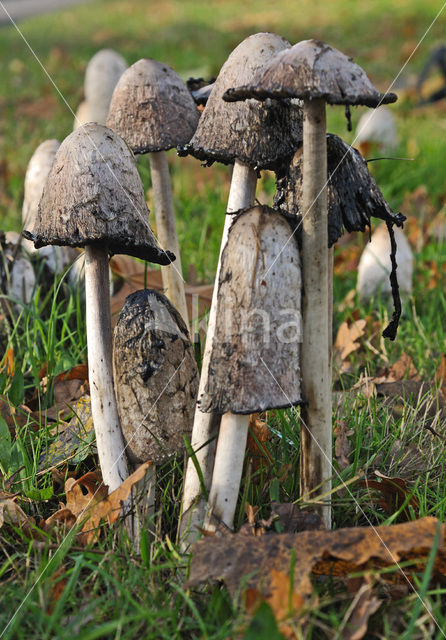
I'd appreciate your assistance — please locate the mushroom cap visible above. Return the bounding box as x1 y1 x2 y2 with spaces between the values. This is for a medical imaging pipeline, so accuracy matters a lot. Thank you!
224 39 397 107
106 58 200 153
84 49 127 111
22 139 60 228
113 289 199 465
198 205 302 414
183 32 303 171
274 133 405 247
24 124 174 265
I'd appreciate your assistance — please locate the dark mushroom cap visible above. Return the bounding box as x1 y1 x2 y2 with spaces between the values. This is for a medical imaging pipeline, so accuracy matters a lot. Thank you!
182 33 303 171
224 39 397 107
106 58 200 154
23 124 174 265
274 133 405 247
198 205 302 414
113 289 199 465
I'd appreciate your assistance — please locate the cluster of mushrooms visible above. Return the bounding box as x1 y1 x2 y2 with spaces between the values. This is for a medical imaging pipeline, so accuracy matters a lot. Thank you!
19 33 406 544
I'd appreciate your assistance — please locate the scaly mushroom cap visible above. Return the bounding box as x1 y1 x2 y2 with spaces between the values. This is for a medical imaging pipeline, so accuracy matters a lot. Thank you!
24 124 174 265
106 58 200 153
224 39 397 107
274 133 405 247
198 206 302 414
182 33 303 171
22 139 60 228
113 289 199 465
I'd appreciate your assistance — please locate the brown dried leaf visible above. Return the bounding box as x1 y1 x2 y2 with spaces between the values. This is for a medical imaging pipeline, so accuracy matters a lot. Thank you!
334 421 354 470
343 576 382 640
435 354 446 398
0 495 35 532
269 502 324 533
62 462 151 544
359 470 419 521
246 413 273 477
334 319 367 362
187 517 446 612
373 353 420 384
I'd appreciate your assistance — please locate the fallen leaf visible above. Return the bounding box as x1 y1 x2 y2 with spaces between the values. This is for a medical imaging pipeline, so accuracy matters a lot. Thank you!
38 395 95 471
373 353 420 384
246 413 273 477
334 421 354 470
334 319 367 362
359 470 419 521
47 566 68 614
49 462 152 544
0 494 35 532
0 347 14 376
435 354 446 398
268 502 324 533
188 517 446 612
343 575 382 640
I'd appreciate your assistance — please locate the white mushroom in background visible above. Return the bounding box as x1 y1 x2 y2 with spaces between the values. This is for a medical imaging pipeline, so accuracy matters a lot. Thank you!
74 49 127 129
357 223 413 302
355 106 398 158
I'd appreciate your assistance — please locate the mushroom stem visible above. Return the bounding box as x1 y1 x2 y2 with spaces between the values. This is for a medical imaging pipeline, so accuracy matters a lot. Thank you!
85 244 128 491
149 150 189 326
179 159 257 545
299 98 332 529
206 413 250 528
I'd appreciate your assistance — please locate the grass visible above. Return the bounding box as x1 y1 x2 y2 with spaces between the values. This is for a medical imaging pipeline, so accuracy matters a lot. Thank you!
1 0 446 637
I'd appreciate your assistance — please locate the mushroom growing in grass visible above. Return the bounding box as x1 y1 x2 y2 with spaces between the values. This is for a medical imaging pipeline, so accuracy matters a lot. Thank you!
74 49 127 129
23 123 174 492
226 39 397 527
113 289 198 541
178 32 303 543
199 205 302 530
107 58 200 326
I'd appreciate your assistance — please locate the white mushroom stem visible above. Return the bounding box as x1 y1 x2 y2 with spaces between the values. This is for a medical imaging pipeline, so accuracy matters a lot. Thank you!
149 151 189 326
85 245 128 491
179 159 257 544
299 98 332 529
206 413 249 529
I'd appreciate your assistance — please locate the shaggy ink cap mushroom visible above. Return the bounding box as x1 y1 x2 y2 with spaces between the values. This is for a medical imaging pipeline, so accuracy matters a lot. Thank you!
198 206 302 415
180 32 303 171
23 123 175 265
224 39 397 107
274 133 405 247
106 58 200 153
113 289 199 465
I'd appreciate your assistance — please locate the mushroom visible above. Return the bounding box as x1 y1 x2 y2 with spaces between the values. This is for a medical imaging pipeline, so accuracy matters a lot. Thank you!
225 39 397 527
107 58 199 326
0 231 36 315
198 206 302 529
113 289 198 540
23 123 174 492
74 49 127 129
179 32 303 543
357 223 413 303
354 106 398 158
21 139 78 273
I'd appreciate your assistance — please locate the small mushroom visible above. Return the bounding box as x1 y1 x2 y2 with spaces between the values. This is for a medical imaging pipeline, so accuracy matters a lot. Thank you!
357 223 413 303
113 289 198 538
107 58 199 326
24 123 174 492
180 32 303 544
198 206 302 530
226 39 397 527
354 106 398 158
74 49 127 129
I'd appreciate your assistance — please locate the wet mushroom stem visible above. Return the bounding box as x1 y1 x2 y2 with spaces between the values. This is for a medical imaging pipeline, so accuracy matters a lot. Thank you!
178 32 303 545
23 123 174 493
107 58 200 326
225 39 397 527
198 206 302 530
